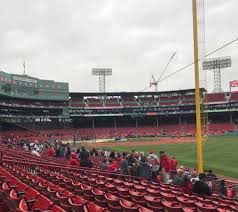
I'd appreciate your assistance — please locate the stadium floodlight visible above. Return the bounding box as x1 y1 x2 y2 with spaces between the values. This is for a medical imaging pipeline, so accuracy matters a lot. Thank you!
92 68 112 93
202 57 231 93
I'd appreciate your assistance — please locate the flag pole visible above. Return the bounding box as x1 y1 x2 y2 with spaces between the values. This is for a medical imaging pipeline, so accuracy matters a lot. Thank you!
192 0 203 173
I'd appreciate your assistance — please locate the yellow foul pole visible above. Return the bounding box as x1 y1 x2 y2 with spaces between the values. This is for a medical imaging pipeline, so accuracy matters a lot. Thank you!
192 0 203 173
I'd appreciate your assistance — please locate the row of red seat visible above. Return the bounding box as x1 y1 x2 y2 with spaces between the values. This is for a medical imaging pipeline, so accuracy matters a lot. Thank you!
6 160 238 212
2 123 235 141
1 140 238 211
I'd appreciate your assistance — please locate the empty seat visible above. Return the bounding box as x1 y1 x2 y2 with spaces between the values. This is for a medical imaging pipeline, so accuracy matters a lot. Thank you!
56 190 73 211
69 195 87 212
194 202 217 212
19 194 53 212
144 195 163 211
92 188 107 208
160 192 176 202
176 196 194 208
120 199 138 212
105 183 117 194
96 179 106 191
129 189 145 205
83 202 108 212
51 205 66 212
162 201 183 212
81 184 93 201
146 188 161 197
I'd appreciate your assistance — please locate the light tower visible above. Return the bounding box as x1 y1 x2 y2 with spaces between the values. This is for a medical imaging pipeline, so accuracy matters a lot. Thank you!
92 68 112 93
202 57 232 93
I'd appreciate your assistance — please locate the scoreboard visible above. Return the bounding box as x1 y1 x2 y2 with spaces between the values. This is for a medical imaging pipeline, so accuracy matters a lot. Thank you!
0 71 69 101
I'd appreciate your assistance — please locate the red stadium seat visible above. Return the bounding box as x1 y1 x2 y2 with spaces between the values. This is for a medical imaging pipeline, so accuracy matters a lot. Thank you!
176 196 195 208
160 192 176 202
144 195 163 211
129 189 145 205
162 201 183 212
92 188 107 208
96 179 106 191
68 195 87 211
194 202 217 212
124 181 134 189
120 199 138 212
105 182 117 194
19 194 53 212
117 186 130 200
51 205 66 212
146 188 161 197
139 207 153 212
83 202 108 212
81 184 93 201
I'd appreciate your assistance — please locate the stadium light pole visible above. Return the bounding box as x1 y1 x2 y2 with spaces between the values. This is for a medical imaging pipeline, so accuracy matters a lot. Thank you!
192 0 203 173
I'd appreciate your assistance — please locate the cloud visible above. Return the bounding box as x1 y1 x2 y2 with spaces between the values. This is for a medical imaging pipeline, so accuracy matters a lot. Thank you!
0 0 237 93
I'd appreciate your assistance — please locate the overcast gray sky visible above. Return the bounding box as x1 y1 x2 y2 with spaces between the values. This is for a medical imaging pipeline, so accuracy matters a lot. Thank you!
0 0 237 93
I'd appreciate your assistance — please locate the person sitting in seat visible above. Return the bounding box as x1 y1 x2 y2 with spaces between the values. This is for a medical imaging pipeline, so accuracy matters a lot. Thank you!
47 146 55 157
182 175 193 194
80 154 93 168
69 152 79 166
192 173 212 196
108 158 118 172
79 147 88 160
31 147 40 157
173 168 185 186
206 169 217 180
100 158 108 170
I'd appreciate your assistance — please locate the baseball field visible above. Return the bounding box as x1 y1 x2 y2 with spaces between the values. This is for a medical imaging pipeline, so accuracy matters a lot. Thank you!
99 135 238 179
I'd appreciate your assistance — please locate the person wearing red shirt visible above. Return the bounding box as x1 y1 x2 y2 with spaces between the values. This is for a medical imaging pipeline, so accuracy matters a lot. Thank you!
108 159 118 172
68 153 79 166
171 155 178 171
47 146 55 157
183 175 193 194
160 151 171 184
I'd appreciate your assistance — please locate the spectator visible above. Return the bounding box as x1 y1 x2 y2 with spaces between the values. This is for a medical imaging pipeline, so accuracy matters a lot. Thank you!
101 158 108 170
192 173 212 196
128 150 136 166
206 169 217 180
160 151 171 184
182 175 193 194
59 146 65 158
47 146 54 157
109 151 115 159
80 154 93 168
31 148 40 157
138 156 151 180
65 146 71 159
108 159 118 172
147 151 160 181
79 147 89 160
68 153 79 166
120 152 129 175
173 169 185 186
23 143 29 151
171 155 178 171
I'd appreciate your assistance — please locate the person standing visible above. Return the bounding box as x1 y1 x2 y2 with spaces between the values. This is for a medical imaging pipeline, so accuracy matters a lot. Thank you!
160 151 171 184
171 155 178 171
120 152 129 176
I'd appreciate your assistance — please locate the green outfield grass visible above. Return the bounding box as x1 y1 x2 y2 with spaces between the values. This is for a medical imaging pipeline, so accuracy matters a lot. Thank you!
105 135 238 179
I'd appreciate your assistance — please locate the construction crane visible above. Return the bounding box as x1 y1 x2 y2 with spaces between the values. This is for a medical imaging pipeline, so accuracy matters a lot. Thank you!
149 51 176 92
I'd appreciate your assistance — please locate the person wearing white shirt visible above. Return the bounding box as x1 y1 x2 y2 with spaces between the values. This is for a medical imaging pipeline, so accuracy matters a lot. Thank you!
31 148 40 157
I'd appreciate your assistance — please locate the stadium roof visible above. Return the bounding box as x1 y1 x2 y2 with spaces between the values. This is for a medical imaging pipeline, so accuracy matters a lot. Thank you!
69 88 206 98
